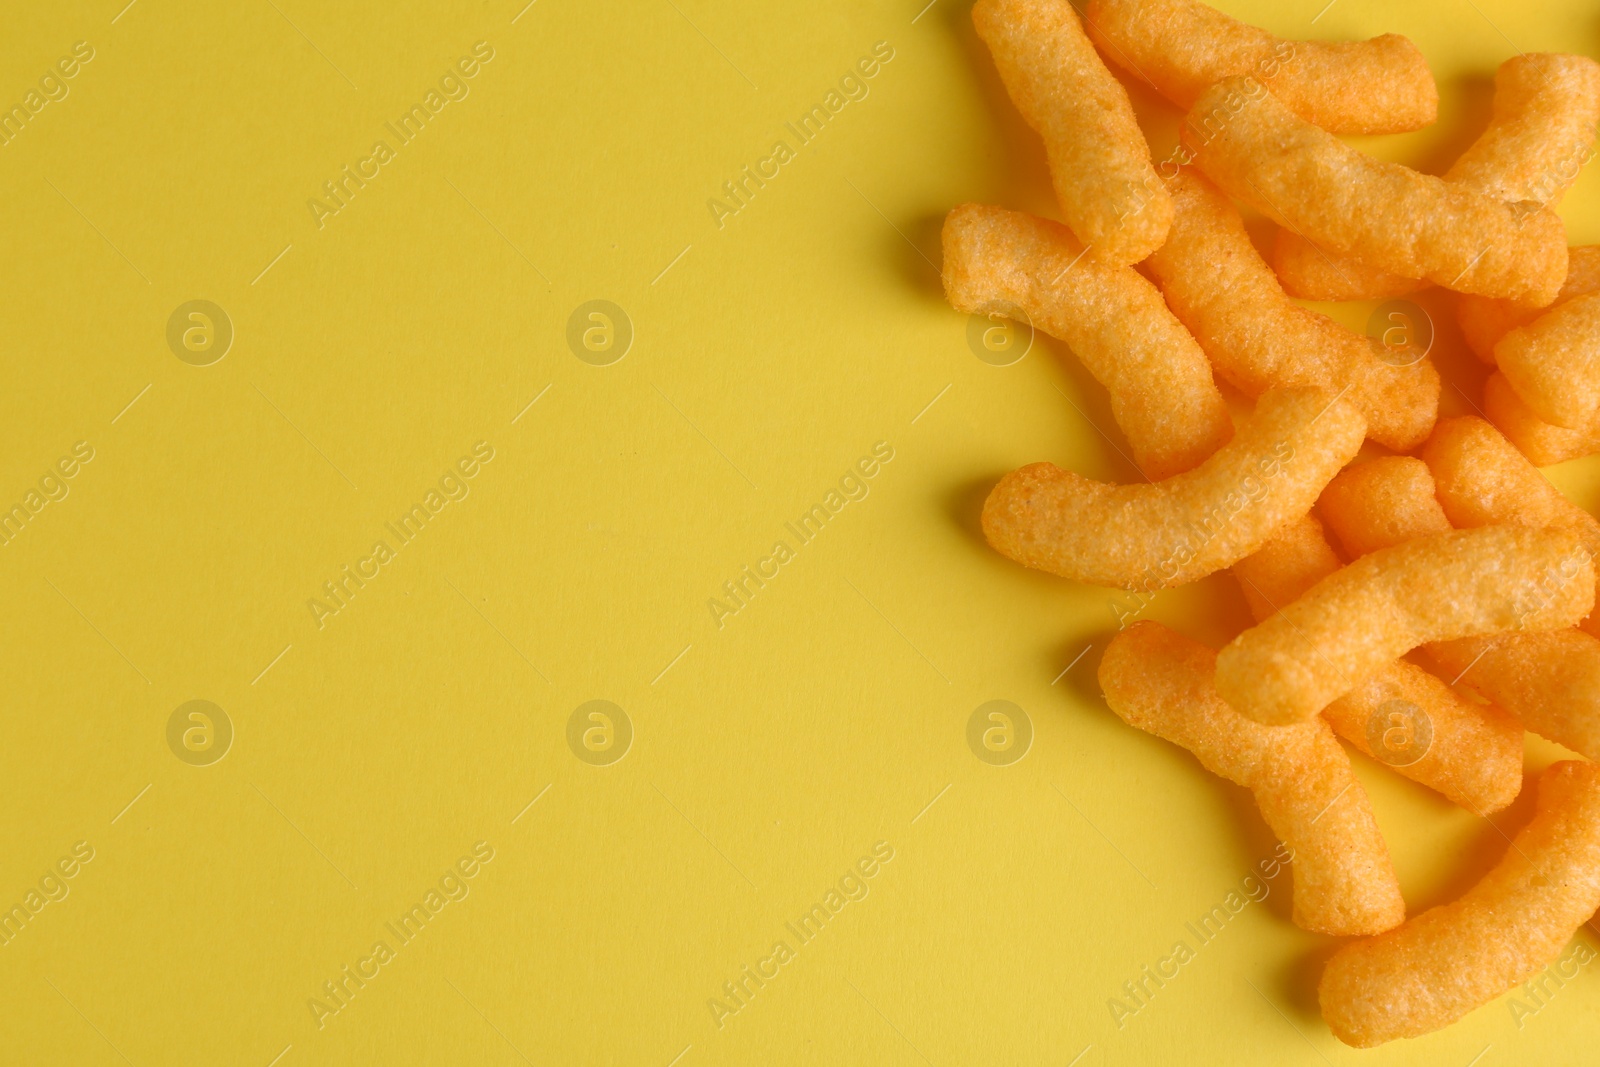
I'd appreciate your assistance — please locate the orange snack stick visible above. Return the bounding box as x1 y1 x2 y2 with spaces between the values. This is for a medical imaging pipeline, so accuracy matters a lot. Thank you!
1422 416 1600 635
1273 54 1600 300
1215 526 1594 725
1146 171 1438 452
973 0 1170 265
982 388 1363 589
1234 513 1522 813
1183 77 1568 306
1441 54 1600 202
1494 293 1600 430
1318 457 1451 560
1101 621 1406 936
1459 246 1600 364
1268 229 1425 303
1323 660 1522 814
942 203 1232 478
1416 419 1600 757
1081 0 1436 134
1316 438 1600 760
1320 761 1600 1046
1423 417 1600 545
1231 513 1340 622
1484 371 1600 466
1431 633 1600 761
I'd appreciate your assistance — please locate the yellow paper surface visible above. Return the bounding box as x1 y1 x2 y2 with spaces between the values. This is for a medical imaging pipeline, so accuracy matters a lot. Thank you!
4 1 1600 1062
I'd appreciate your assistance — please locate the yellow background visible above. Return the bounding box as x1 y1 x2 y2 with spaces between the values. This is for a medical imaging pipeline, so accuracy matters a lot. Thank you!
4 0 1600 1063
